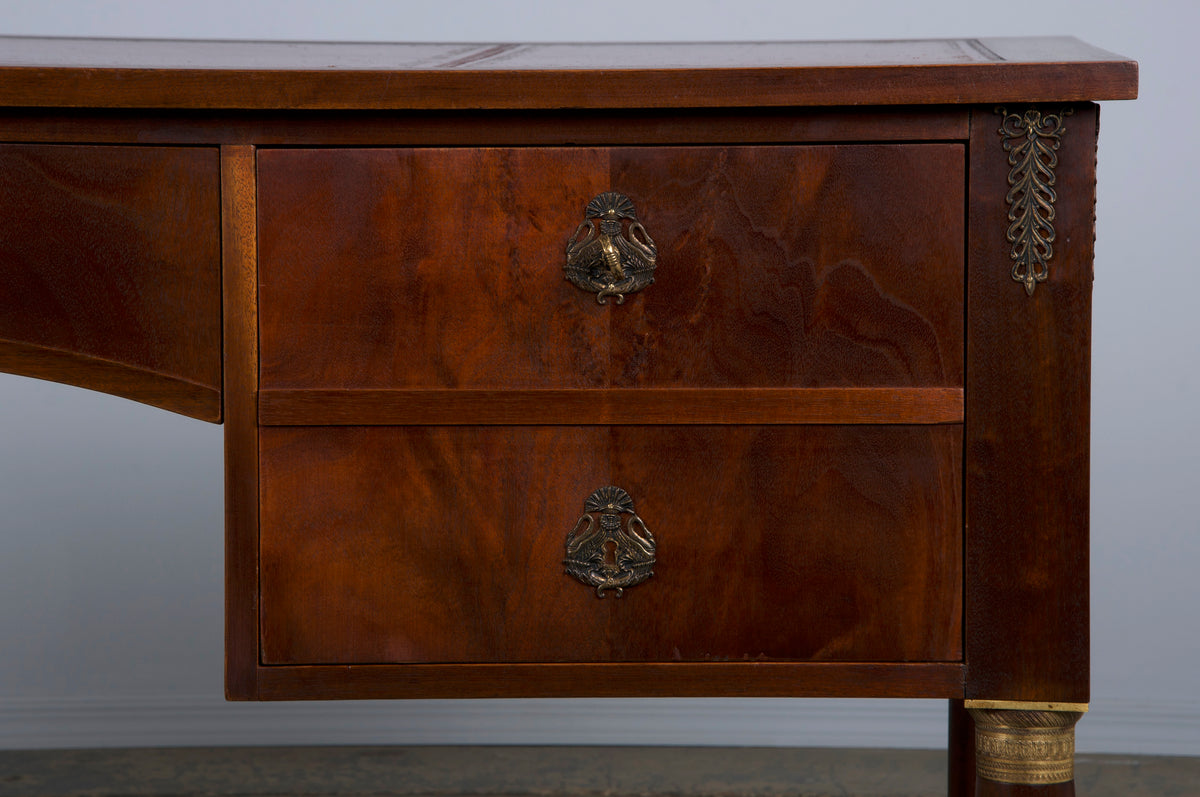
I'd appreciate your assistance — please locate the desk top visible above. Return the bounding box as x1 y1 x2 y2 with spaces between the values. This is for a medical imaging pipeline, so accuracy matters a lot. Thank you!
0 36 1137 110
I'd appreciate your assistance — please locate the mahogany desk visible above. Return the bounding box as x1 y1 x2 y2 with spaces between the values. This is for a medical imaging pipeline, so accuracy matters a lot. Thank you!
0 37 1137 796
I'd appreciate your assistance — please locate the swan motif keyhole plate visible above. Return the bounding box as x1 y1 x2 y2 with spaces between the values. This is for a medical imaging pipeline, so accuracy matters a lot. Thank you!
563 486 656 598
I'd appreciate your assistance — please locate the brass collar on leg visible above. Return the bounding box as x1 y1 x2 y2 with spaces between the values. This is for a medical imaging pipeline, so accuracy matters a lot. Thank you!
965 701 1088 786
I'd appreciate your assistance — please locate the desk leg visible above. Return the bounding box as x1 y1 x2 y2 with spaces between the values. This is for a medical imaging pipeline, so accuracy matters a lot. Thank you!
966 704 1086 797
949 700 976 797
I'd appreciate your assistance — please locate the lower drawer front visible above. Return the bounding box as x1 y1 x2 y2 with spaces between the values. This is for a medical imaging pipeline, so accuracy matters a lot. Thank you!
259 425 962 665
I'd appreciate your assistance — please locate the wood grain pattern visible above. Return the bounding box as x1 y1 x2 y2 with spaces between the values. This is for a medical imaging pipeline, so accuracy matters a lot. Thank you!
258 145 963 390
964 104 1097 704
258 425 962 666
253 661 965 701
258 147 611 390
0 37 1137 110
221 145 260 701
0 143 221 419
608 145 964 387
259 426 606 665
609 425 963 662
257 387 965 426
0 336 219 420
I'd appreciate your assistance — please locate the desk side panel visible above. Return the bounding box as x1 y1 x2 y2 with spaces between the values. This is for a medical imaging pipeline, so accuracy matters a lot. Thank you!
0 143 222 420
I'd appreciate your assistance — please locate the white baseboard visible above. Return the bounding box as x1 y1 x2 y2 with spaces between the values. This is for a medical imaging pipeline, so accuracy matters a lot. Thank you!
1076 699 1200 757
2 696 1196 755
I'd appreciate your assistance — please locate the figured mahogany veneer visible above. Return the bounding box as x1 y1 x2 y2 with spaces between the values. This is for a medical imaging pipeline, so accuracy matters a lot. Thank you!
0 37 1136 797
0 144 221 420
258 145 963 390
259 424 962 665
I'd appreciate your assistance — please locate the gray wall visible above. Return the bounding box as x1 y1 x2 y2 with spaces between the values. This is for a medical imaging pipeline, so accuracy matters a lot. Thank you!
1 0 1196 755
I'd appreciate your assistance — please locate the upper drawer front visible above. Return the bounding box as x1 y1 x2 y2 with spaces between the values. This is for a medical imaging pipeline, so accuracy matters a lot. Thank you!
258 145 963 390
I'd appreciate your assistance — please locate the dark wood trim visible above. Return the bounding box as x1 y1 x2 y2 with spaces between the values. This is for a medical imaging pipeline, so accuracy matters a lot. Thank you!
0 62 1137 111
0 336 220 421
221 144 260 700
257 387 965 427
963 105 1095 703
254 661 965 701
0 107 969 147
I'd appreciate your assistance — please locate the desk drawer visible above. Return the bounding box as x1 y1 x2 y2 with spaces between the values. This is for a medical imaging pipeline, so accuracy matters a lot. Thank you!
258 145 963 390
258 424 962 665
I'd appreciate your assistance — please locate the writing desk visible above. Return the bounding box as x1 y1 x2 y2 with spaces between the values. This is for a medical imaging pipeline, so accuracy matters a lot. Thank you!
0 36 1137 795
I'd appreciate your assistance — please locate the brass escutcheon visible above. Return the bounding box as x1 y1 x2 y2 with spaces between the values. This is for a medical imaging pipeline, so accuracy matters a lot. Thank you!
564 486 656 597
564 192 657 304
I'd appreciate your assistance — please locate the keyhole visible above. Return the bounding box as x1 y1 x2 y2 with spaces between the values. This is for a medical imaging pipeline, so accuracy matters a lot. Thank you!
603 540 618 567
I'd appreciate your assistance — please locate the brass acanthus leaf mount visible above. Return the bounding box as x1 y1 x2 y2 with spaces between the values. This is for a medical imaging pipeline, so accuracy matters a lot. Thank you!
997 106 1073 296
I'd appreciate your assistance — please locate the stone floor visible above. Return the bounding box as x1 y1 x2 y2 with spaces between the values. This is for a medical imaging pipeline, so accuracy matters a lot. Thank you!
0 746 1197 797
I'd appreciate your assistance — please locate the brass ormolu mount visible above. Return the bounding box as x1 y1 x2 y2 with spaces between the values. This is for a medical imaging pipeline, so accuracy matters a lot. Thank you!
564 192 657 305
564 486 656 598
966 700 1088 785
996 107 1072 296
